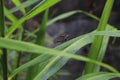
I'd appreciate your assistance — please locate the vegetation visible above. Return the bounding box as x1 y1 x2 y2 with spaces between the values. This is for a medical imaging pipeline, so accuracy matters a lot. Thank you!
0 0 120 80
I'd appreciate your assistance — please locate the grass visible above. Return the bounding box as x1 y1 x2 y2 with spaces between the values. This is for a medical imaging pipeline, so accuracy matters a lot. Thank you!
0 0 120 80
84 0 115 74
0 0 7 80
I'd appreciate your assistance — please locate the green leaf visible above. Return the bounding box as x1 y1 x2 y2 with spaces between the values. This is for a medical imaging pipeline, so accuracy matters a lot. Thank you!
0 30 119 79
0 0 5 37
84 0 115 74
36 9 49 45
4 7 17 23
26 9 49 80
32 26 116 80
76 72 120 80
9 55 52 80
47 10 99 26
0 0 7 80
5 0 39 15
12 0 26 15
8 32 93 80
33 33 93 80
5 0 61 38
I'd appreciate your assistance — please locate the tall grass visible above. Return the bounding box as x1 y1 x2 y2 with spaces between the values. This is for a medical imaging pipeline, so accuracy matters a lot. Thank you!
0 0 120 80
0 0 7 80
84 0 115 74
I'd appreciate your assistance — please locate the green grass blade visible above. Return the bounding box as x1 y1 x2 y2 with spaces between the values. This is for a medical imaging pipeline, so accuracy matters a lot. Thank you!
28 19 115 79
0 0 7 80
26 9 49 80
94 36 109 71
33 34 93 80
32 26 115 80
84 0 115 74
76 72 120 80
9 31 93 80
0 0 4 37
47 10 99 26
8 55 52 80
32 10 113 37
5 0 60 38
12 0 26 15
4 7 17 23
8 28 120 80
47 11 82 26
0 31 120 79
5 0 39 15
24 0 60 20
36 9 49 45
0 37 118 80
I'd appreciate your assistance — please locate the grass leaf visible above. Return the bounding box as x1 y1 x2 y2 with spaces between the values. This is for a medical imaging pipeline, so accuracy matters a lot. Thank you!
76 72 120 80
12 0 26 15
5 0 60 38
26 9 49 80
84 0 115 74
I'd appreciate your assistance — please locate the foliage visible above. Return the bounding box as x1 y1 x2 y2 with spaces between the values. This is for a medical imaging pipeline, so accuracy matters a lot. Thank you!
0 0 120 80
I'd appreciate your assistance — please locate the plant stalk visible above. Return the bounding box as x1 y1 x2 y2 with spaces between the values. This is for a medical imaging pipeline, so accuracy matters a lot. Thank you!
84 0 114 74
0 0 8 80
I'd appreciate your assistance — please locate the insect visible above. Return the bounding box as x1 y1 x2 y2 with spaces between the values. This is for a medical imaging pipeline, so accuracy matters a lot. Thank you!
57 34 70 43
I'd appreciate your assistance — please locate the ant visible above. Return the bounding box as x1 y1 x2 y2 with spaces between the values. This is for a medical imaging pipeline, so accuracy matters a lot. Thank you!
56 34 70 43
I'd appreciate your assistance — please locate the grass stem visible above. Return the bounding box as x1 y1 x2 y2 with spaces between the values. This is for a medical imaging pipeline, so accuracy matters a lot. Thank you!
0 0 8 80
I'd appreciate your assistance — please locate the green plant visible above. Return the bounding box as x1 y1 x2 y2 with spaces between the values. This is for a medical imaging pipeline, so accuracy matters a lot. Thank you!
0 0 120 80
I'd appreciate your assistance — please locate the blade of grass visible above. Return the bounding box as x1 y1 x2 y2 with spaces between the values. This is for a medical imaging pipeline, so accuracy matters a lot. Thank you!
26 9 49 80
32 27 115 80
0 0 8 80
0 0 4 37
5 0 60 38
33 34 93 80
84 0 115 74
12 0 26 15
4 7 17 23
5 0 39 15
36 9 49 45
3 31 120 78
0 37 118 76
94 36 109 71
5 6 24 80
31 10 114 38
8 32 92 80
4 7 24 33
76 72 120 80
47 10 99 26
8 28 117 80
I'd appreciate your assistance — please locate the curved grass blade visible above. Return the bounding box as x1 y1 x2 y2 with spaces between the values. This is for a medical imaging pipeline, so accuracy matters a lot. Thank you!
8 55 52 80
12 0 26 15
9 32 93 80
0 37 119 72
76 72 120 80
5 0 39 15
33 9 114 38
32 25 116 80
47 10 99 26
33 34 93 80
6 29 120 79
0 30 120 79
5 0 61 38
